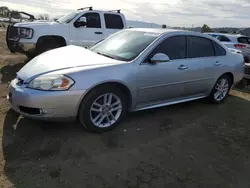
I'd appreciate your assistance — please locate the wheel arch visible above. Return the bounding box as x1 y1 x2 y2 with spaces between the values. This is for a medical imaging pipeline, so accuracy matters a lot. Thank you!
222 72 234 84
76 81 133 115
37 35 67 46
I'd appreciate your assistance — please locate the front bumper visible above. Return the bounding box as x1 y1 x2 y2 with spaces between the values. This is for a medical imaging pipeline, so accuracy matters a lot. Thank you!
7 78 86 121
6 25 36 54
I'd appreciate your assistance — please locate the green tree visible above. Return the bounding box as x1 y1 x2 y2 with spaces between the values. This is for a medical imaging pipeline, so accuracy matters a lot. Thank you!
37 14 49 20
201 24 213 33
0 6 10 17
10 10 21 19
219 30 228 33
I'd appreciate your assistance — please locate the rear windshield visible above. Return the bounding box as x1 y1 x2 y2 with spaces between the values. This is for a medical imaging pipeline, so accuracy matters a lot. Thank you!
237 37 250 44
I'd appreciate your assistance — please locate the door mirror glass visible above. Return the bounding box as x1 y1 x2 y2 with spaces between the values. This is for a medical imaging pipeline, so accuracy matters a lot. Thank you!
79 17 87 23
74 17 87 28
150 53 170 64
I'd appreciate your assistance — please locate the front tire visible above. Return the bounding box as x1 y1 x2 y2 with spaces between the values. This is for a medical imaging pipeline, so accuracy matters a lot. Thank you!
78 85 128 133
208 74 232 103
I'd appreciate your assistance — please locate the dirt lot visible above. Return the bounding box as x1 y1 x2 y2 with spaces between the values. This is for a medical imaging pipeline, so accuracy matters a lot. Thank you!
0 30 250 188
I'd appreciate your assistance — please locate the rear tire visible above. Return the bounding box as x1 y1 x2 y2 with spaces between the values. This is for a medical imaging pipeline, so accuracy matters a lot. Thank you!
208 74 232 104
78 85 128 133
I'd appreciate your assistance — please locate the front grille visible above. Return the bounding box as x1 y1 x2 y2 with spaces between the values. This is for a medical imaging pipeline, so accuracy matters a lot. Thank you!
19 106 41 115
7 25 18 38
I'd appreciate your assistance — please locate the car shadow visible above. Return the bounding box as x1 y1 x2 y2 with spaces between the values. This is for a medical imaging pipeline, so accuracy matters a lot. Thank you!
2 93 250 187
233 86 250 94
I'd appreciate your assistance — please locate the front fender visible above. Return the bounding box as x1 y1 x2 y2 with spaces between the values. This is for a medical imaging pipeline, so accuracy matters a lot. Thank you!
24 24 70 44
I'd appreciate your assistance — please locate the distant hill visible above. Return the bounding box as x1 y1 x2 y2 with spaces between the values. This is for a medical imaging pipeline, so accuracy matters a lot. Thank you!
127 20 162 28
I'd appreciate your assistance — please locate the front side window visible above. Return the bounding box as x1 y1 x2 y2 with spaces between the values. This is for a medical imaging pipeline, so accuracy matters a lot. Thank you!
187 36 214 58
90 30 159 61
79 13 101 28
150 36 186 60
216 35 230 42
104 14 124 29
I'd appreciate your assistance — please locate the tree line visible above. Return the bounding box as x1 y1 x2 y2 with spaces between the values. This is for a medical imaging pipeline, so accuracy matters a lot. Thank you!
0 6 49 20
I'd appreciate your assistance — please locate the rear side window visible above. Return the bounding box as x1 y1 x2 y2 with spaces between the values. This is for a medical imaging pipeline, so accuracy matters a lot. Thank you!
104 14 124 29
213 42 226 56
216 35 230 42
151 36 186 60
187 36 214 58
237 37 250 44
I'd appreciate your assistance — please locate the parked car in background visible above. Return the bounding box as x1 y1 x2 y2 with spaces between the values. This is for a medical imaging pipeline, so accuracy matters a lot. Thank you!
205 33 250 87
7 29 244 132
205 33 250 62
6 7 127 58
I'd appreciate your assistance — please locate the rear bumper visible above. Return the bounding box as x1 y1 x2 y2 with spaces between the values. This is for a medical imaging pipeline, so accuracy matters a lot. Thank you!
6 25 36 54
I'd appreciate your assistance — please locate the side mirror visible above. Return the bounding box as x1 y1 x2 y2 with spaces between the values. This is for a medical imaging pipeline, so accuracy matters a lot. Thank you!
150 53 170 64
74 17 87 28
79 17 87 23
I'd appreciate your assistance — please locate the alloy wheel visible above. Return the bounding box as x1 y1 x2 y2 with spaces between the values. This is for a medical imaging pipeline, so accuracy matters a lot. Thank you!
213 78 229 102
90 93 122 127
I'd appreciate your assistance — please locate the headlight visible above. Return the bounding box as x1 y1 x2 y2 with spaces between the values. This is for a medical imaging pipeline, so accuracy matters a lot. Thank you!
18 27 33 39
27 75 75 91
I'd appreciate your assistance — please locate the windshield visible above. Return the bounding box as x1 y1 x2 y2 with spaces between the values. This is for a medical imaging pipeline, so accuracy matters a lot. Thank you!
57 11 79 23
90 30 159 61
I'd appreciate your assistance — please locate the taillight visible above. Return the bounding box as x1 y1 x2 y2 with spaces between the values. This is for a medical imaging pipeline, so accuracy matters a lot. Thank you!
234 44 246 49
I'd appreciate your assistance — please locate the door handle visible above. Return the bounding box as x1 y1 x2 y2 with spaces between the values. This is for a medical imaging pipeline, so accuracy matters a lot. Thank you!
178 65 188 70
214 61 221 66
95 32 103 34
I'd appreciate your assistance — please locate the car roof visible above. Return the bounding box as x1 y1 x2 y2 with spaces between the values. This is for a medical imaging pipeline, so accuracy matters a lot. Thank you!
77 9 124 15
126 28 219 40
205 32 246 38
127 28 188 34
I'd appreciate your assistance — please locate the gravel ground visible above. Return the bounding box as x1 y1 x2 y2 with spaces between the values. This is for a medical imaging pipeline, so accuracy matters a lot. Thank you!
1 30 250 188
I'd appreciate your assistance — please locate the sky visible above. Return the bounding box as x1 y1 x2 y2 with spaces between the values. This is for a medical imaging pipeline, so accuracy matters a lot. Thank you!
1 0 250 27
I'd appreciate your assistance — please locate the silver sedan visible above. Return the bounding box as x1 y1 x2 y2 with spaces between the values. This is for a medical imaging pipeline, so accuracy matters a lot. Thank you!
8 28 244 132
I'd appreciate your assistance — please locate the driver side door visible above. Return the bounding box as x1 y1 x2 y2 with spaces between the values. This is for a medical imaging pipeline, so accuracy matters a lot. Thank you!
136 35 191 107
70 12 104 47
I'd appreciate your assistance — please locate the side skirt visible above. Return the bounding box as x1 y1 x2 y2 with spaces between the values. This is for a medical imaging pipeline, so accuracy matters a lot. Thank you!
133 95 207 112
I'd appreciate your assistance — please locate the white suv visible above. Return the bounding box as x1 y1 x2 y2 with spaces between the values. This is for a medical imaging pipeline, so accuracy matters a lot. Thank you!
6 7 127 58
205 33 250 62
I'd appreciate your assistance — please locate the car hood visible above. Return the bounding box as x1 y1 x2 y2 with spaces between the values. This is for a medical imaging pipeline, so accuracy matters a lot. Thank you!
14 21 58 27
17 45 124 82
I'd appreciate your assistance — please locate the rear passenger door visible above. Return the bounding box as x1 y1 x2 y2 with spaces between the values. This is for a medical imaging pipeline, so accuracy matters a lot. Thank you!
103 14 125 38
185 36 226 95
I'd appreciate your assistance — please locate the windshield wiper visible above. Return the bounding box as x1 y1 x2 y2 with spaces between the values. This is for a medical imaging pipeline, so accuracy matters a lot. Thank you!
96 51 115 59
